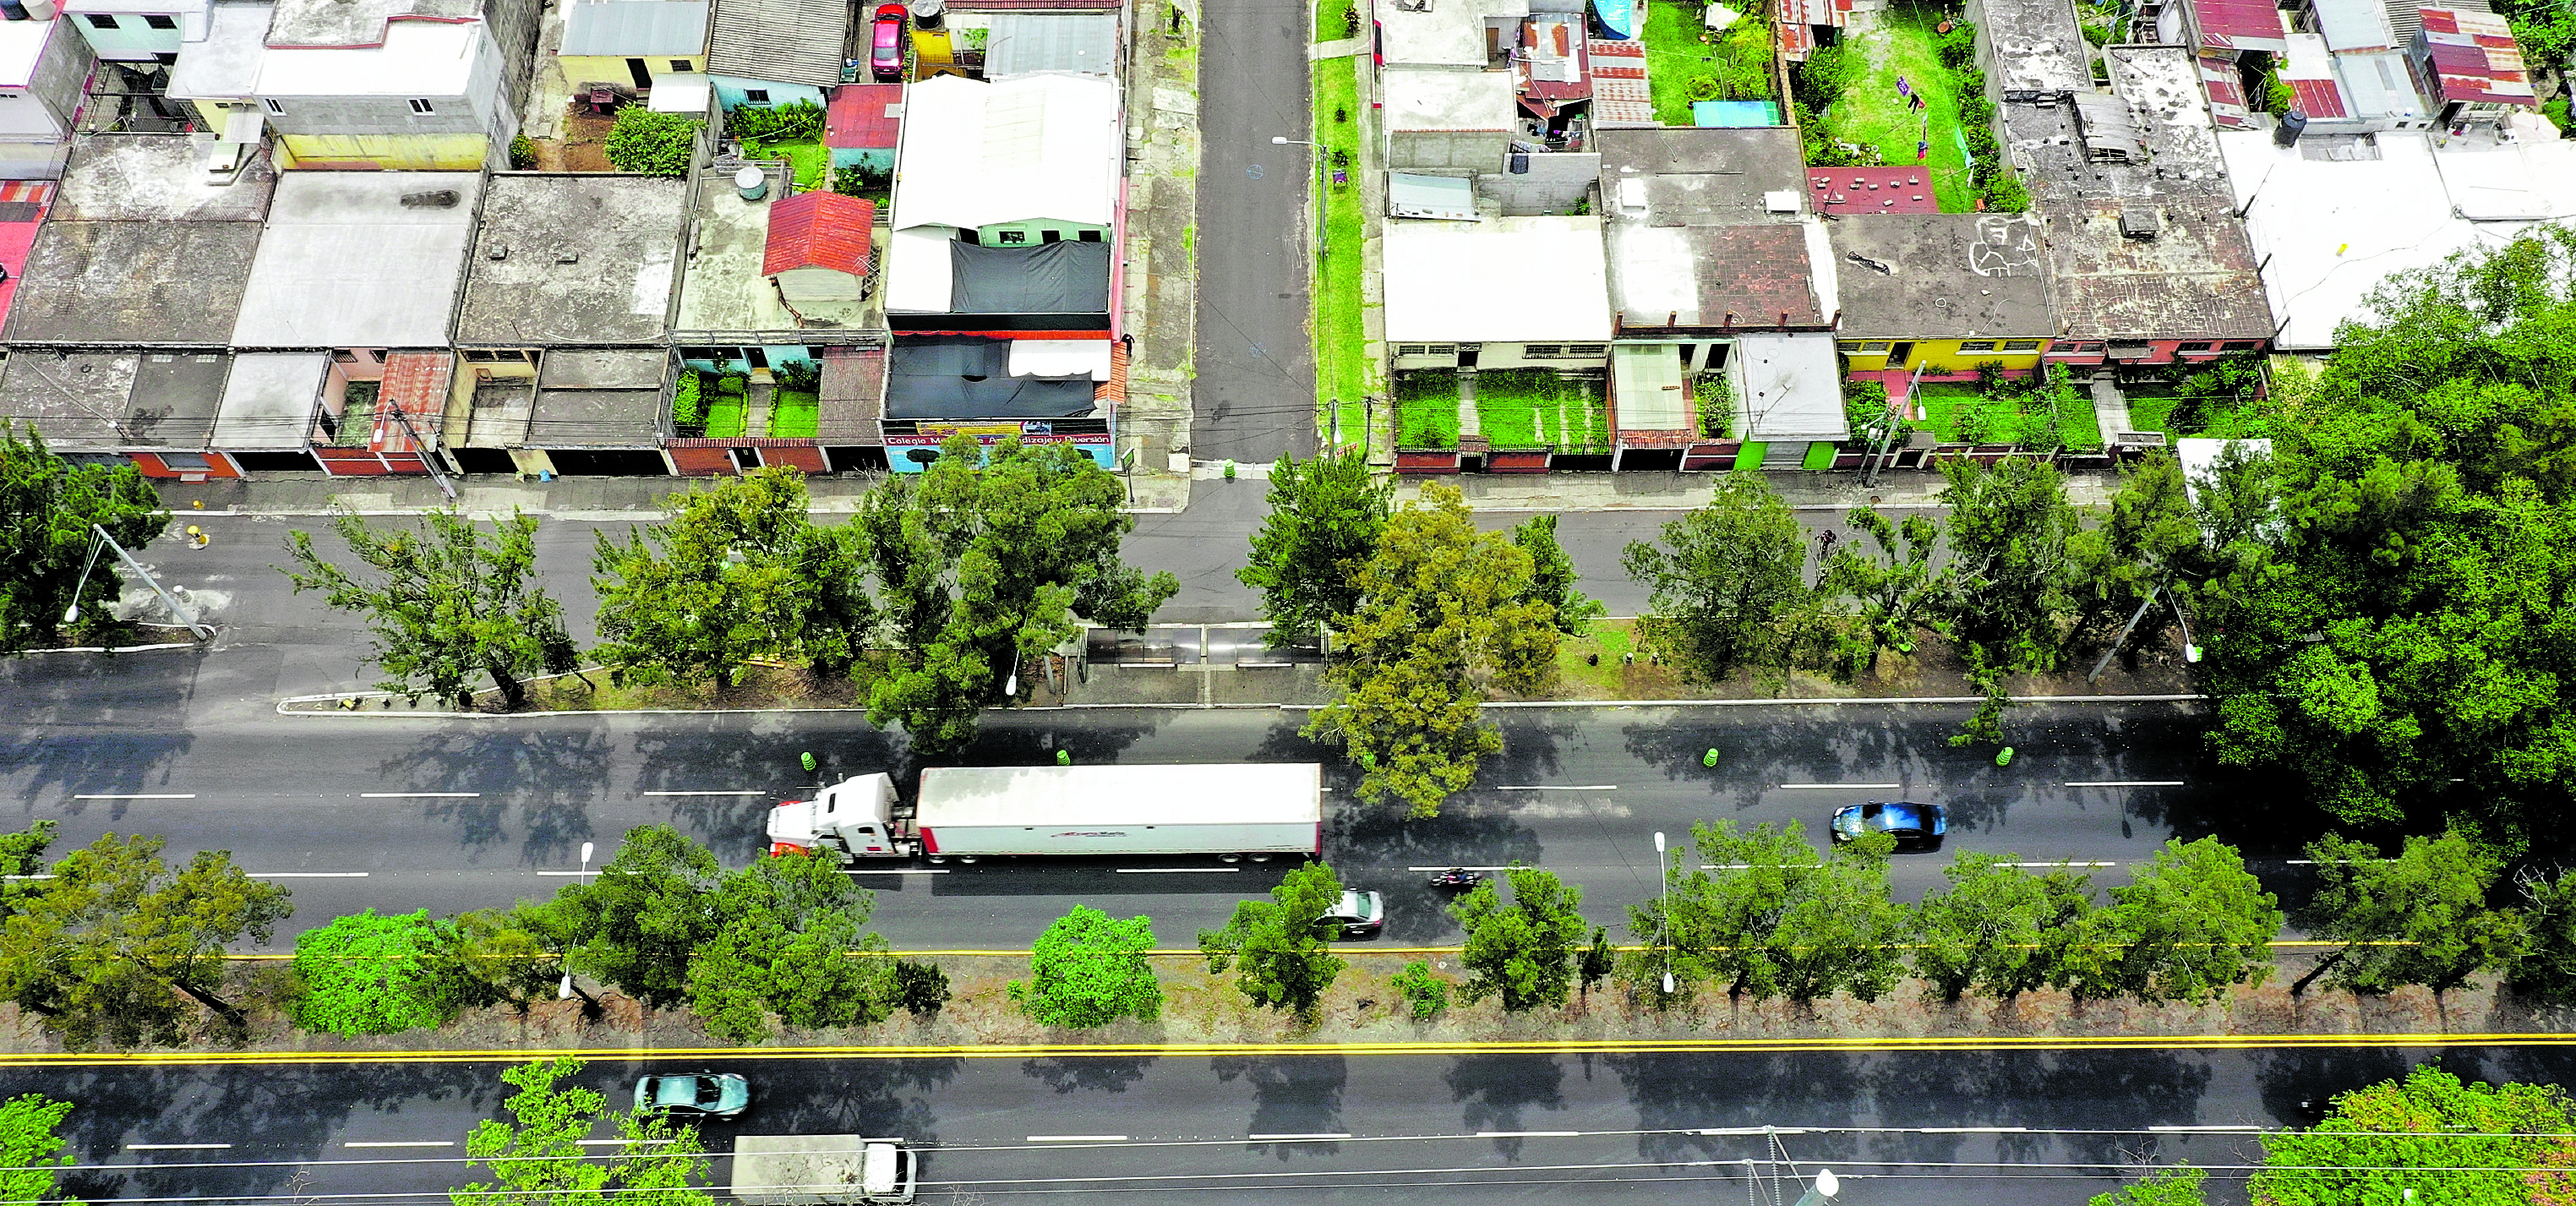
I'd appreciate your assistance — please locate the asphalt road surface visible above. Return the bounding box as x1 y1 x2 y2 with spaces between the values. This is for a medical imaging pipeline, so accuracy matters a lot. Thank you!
1188 0 1318 465
11 1041 2557 1203
4 670 2312 950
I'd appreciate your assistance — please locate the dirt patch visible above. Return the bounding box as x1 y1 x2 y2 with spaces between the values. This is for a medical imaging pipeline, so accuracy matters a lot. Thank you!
527 107 619 172
15 952 2565 1058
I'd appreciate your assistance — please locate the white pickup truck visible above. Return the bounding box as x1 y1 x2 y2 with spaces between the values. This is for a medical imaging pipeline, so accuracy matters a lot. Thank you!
729 1134 917 1204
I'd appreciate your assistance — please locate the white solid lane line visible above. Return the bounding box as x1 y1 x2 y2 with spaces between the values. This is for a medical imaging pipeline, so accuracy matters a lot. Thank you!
359 792 482 798
74 794 195 799
1407 865 1525 872
1115 867 1241 874
1029 1135 1128 1143
2064 780 2186 787
2148 1125 2261 1132
642 790 768 796
1919 1126 2029 1133
251 872 369 878
1778 783 1903 789
345 1141 456 1149
1476 1131 1580 1138
1249 1133 1354 1141
1493 784 1619 791
845 869 951 875
128 1143 232 1150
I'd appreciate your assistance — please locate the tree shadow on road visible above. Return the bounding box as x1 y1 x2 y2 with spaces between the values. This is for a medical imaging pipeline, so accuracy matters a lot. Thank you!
1213 1054 1347 1160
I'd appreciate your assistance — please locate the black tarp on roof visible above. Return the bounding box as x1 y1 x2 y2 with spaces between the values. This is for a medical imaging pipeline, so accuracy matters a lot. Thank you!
884 337 1099 419
949 240 1112 314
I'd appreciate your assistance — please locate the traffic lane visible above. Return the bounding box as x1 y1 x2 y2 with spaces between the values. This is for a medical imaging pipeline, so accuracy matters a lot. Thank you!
29 1045 2576 1204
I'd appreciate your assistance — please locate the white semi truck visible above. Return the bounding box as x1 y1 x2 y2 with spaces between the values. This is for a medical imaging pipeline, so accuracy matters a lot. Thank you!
729 1134 916 1204
767 763 1323 865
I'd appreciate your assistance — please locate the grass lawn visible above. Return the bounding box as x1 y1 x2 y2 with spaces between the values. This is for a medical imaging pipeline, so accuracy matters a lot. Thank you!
1394 370 1460 447
1476 369 1609 452
2119 381 2272 439
1644 1 1776 127
1315 0 1356 42
768 390 820 439
1314 57 1373 445
1821 3 1976 211
706 390 747 439
1907 381 1981 439
1913 379 2103 449
746 139 827 191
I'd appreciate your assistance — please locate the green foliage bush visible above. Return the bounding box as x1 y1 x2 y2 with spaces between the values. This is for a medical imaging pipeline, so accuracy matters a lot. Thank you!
1696 371 1737 439
715 373 748 396
724 100 824 144
775 359 821 393
894 959 952 1018
603 109 700 177
1393 961 1449 1019
670 371 706 430
1935 18 1978 67
1010 906 1162 1029
508 133 536 171
290 909 473 1036
832 161 892 196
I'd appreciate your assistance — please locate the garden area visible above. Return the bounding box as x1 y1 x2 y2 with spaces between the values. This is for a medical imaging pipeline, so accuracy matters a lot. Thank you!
670 361 822 440
1643 0 1777 127
1792 8 2022 212
1314 57 1373 445
1905 366 2104 449
729 101 827 191
1394 369 1460 448
2119 357 2273 441
1476 369 1610 452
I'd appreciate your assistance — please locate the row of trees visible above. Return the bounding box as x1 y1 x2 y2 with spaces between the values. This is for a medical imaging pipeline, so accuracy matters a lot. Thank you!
286 435 1176 750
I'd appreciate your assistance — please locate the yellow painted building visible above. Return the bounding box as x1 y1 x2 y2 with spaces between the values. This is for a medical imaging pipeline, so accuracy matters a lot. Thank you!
276 134 494 171
1826 212 2057 374
558 0 712 90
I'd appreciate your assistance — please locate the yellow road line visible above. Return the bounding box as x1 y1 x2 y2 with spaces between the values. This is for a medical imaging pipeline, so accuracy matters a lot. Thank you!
216 941 2371 962
5 1031 2570 1069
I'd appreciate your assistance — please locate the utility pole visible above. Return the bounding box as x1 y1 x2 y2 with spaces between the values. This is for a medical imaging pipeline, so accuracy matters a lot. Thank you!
385 404 457 502
63 523 214 641
1861 359 1929 488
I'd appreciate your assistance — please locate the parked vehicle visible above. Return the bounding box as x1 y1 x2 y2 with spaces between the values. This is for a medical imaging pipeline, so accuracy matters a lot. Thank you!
1830 800 1947 850
732 1134 916 1204
1427 867 1484 890
870 3 908 80
1314 888 1385 938
767 765 1325 865
633 1071 751 1118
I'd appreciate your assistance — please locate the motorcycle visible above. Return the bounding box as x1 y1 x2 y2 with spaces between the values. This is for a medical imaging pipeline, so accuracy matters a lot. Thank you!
1427 868 1485 890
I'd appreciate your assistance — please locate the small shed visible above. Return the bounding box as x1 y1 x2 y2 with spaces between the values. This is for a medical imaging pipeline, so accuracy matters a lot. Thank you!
762 190 874 303
826 82 903 172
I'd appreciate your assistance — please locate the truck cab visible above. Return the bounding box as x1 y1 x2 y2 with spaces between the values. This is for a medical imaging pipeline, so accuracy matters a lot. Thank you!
730 1133 917 1204
767 774 914 864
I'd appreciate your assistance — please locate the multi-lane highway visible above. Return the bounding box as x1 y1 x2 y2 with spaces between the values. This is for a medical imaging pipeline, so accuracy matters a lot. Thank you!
8 1040 2550 1204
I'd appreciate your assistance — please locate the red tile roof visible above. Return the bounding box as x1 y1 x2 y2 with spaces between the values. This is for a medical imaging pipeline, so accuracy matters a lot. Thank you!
2289 76 2349 117
1094 338 1126 404
1807 166 1937 216
763 191 876 276
827 83 904 150
2418 6 2537 106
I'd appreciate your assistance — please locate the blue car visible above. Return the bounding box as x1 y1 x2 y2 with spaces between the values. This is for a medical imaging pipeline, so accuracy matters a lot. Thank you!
634 1072 751 1118
1831 800 1946 849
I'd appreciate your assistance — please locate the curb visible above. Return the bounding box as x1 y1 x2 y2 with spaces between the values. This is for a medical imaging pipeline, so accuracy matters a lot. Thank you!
278 693 2208 719
14 641 202 657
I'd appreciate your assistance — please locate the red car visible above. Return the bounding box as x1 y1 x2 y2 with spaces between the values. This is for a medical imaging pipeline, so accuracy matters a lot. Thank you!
870 3 907 81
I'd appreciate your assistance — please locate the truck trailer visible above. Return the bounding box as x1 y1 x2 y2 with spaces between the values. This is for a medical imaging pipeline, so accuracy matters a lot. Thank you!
729 1134 916 1204
767 763 1323 865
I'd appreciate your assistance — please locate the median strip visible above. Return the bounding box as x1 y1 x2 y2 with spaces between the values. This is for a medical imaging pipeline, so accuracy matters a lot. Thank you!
1495 785 1619 791
1028 1135 1127 1143
359 792 482 799
127 1143 230 1150
1477 1130 1580 1138
2064 781 2186 788
345 1141 454 1149
250 872 370 879
642 790 767 797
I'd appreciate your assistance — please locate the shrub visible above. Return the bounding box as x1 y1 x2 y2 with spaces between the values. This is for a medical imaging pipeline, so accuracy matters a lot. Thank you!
724 100 824 144
1982 171 2030 213
1794 44 1858 108
507 134 536 171
290 909 474 1036
1841 379 1894 448
715 373 748 396
832 161 892 196
671 371 706 429
774 358 821 393
1936 19 1979 68
604 109 700 177
894 960 951 1018
1688 74 1722 101
1393 961 1449 1020
1696 372 1737 439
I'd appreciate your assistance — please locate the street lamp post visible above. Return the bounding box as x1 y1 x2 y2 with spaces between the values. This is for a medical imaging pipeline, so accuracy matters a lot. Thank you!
63 523 215 641
559 841 596 1000
1272 135 1325 260
1653 831 1673 995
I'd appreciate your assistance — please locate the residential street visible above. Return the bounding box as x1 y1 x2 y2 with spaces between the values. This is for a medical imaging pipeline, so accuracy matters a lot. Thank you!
1189 0 1319 464
14 1042 2557 1203
1 673 2292 949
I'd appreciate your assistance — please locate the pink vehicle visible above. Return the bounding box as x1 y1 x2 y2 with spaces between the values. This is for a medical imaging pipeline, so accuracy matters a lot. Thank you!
870 3 907 81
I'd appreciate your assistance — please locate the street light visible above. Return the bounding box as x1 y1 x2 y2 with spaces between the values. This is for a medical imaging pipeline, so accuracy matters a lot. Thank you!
1653 831 1674 996
1272 135 1325 259
1793 1169 1841 1206
559 841 597 1001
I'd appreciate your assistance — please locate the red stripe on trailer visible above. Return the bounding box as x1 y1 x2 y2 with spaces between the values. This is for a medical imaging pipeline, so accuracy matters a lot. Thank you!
920 827 941 854
1313 822 1323 855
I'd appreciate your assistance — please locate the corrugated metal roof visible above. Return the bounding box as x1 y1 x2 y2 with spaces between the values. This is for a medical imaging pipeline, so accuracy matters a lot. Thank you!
985 12 1117 77
827 82 903 148
763 190 875 275
1388 172 1477 220
707 0 847 87
560 0 709 57
2289 76 2350 116
2313 0 2395 49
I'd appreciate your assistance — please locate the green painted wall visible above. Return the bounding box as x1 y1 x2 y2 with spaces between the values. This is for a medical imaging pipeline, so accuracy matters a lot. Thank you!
1733 442 1766 471
1801 440 1837 470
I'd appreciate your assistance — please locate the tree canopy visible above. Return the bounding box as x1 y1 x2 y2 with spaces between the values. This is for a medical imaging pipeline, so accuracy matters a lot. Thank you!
1625 821 1907 1005
2294 832 2524 996
287 509 573 710
1237 450 1392 643
2251 1064 2576 1206
454 1056 712 1205
1198 861 1347 1016
0 1093 84 1206
1 421 171 653
1011 906 1162 1029
291 908 475 1036
1450 866 1590 1012
1622 473 1810 683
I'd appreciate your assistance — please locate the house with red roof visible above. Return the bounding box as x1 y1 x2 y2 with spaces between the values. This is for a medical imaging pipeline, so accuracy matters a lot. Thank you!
764 190 876 305
826 82 903 177
2410 5 2537 127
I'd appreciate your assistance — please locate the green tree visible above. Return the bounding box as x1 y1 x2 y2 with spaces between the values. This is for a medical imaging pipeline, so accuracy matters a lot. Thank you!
1449 867 1589 1012
2066 453 2200 657
455 1056 712 1205
860 435 1176 751
2511 867 2576 1003
1815 506 1943 682
0 1093 84 1206
452 903 582 1013
1237 450 1392 644
0 833 292 1047
1302 482 1557 817
1010 906 1161 1029
544 826 723 1009
2060 838 2281 1006
1 422 172 653
1578 925 1616 1001
603 109 701 177
1509 514 1605 635
1623 473 1810 683
1392 961 1449 1019
285 509 572 710
1935 456 2082 744
1625 821 1907 1005
2251 1064 2576 1206
1198 861 1347 1016
291 908 473 1036
2291 832 2524 996
684 850 897 1044
1911 852 2094 1003
592 470 873 693
894 960 952 1018
2088 1166 2207 1206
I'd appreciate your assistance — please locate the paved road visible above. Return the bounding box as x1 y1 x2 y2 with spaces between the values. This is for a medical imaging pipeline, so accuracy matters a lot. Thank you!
13 1042 2557 1203
1190 0 1318 464
3 683 2310 950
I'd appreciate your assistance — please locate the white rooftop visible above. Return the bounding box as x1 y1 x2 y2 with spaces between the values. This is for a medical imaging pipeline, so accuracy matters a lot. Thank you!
1375 0 1525 67
1384 68 1515 133
1733 330 1847 442
2219 117 2576 349
256 20 482 99
232 172 483 348
892 73 1120 232
884 225 955 313
210 352 327 450
0 19 57 88
1383 216 1611 343
916 764 1323 828
168 3 273 99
